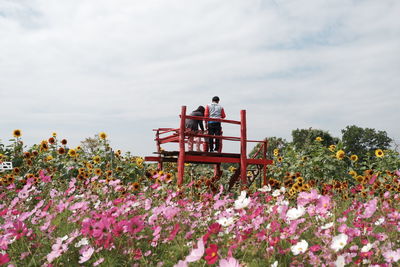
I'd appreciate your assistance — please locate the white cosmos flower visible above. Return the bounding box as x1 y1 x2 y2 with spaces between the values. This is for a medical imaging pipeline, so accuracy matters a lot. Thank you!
280 187 286 193
272 190 281 197
335 255 345 267
258 185 272 192
217 217 235 227
331 233 348 252
361 243 373 253
321 222 334 230
286 206 306 221
75 237 89 248
271 261 278 267
375 217 385 226
290 239 308 255
234 191 251 209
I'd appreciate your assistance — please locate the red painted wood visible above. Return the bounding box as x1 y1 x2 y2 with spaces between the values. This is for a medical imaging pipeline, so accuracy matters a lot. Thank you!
240 110 247 184
177 106 186 186
263 139 268 185
185 155 240 164
183 115 241 125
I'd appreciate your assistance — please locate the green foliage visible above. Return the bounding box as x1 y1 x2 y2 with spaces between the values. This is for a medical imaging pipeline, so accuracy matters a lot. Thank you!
249 137 288 159
341 125 393 159
292 128 338 150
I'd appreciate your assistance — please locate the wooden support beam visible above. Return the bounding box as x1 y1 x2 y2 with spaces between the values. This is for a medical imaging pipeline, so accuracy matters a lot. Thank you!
240 110 247 185
263 139 268 185
177 106 186 186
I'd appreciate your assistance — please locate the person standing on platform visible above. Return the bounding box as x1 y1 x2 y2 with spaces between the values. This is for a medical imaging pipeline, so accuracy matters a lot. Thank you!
205 96 226 152
185 106 205 151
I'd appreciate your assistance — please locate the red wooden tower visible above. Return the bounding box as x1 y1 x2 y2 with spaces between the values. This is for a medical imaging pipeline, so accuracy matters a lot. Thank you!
145 106 273 188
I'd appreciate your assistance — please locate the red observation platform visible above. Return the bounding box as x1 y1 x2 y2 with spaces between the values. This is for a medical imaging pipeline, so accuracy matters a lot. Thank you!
144 106 273 187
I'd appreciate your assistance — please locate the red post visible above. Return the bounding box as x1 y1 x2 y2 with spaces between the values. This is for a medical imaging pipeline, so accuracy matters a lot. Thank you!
263 139 268 185
177 106 186 186
156 130 163 170
240 110 247 185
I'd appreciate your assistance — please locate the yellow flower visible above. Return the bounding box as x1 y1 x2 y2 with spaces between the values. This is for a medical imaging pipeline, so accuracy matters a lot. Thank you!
46 155 53 161
228 166 237 173
273 149 279 156
13 129 22 138
135 157 143 166
336 150 345 160
76 146 82 151
350 155 358 162
277 156 283 162
315 136 323 142
52 132 57 137
329 145 336 152
68 149 77 157
99 132 107 140
93 155 101 164
40 140 49 151
375 149 384 158
348 170 357 177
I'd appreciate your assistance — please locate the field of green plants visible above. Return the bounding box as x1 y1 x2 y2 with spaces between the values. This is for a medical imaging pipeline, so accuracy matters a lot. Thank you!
1 130 400 266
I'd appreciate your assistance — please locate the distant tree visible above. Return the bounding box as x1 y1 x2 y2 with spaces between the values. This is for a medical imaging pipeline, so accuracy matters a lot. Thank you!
291 128 338 150
249 137 288 159
341 125 393 157
80 135 103 156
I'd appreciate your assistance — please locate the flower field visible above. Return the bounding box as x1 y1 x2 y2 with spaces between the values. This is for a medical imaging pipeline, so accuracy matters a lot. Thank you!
1 131 400 266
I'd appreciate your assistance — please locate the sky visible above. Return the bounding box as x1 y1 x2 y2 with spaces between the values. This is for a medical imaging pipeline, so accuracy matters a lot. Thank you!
1 0 400 156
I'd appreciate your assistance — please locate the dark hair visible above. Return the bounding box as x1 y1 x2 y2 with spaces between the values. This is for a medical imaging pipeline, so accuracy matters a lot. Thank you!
195 106 205 115
212 96 220 102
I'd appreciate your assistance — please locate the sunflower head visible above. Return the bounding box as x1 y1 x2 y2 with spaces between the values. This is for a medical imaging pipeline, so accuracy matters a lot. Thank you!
68 149 77 157
315 136 323 142
93 155 101 164
99 132 107 140
328 145 336 152
61 139 67 145
336 150 345 160
48 137 55 144
350 155 358 162
277 156 283 162
13 129 22 138
375 149 384 158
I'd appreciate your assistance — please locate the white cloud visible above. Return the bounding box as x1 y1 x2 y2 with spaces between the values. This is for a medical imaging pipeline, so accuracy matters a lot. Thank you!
1 0 399 155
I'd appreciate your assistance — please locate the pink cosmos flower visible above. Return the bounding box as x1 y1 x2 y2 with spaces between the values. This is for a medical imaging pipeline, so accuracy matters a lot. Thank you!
167 223 180 241
126 216 145 235
204 244 218 265
383 249 400 263
9 220 28 240
219 257 240 267
316 195 331 214
185 238 205 263
79 246 94 264
0 253 10 265
360 198 377 219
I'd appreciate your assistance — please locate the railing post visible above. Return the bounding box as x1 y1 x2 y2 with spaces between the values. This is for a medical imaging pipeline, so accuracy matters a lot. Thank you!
263 139 268 185
177 106 187 186
156 130 163 170
240 110 247 185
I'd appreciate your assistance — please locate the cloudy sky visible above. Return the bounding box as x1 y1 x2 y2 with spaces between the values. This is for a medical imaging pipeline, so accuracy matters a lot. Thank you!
1 0 399 156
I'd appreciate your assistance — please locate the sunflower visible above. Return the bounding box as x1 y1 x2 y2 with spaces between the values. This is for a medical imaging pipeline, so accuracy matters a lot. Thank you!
76 146 82 151
13 129 22 138
93 155 101 164
61 139 67 145
86 162 93 169
350 155 358 162
277 156 283 162
375 149 384 158
58 147 66 155
99 132 107 140
52 132 57 137
40 140 49 151
46 155 53 161
48 137 55 145
301 156 308 161
13 167 20 174
273 149 279 156
315 136 323 142
136 157 144 166
348 170 357 178
228 166 237 173
296 177 304 184
94 168 102 176
328 145 336 152
356 175 364 183
302 183 311 191
32 150 38 157
336 150 345 160
68 149 77 157
132 182 140 191
106 170 112 177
